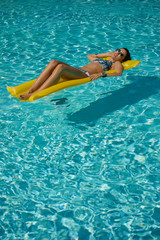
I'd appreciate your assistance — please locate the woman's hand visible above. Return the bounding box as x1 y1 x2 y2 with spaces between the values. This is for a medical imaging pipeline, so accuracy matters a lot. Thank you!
108 51 115 58
89 73 102 81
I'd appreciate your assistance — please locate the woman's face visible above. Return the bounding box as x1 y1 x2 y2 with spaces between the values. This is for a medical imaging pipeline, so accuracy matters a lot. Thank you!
113 48 127 61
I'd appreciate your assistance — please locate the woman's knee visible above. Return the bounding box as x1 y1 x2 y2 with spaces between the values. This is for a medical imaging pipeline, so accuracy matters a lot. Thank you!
49 60 59 66
49 60 63 70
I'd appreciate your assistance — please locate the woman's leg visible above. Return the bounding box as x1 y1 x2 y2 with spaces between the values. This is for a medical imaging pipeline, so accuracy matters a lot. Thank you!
19 60 66 100
20 63 88 99
26 60 61 94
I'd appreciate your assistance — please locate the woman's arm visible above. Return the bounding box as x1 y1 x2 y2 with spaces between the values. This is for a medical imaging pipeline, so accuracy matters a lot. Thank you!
107 61 124 77
89 62 124 81
87 52 112 62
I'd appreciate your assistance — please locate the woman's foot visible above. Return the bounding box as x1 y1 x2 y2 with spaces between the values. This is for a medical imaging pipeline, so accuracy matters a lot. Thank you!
19 92 32 100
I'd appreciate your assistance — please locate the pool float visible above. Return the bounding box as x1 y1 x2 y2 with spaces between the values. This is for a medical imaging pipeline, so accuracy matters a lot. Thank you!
7 59 140 102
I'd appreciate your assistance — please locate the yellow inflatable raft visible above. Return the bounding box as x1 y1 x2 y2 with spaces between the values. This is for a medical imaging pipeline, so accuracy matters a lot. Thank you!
7 59 140 102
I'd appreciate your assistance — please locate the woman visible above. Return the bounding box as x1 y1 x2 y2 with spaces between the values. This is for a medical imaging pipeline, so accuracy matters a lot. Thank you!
19 48 131 100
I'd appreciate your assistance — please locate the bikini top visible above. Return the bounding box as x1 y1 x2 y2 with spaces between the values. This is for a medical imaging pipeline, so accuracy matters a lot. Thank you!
92 58 115 71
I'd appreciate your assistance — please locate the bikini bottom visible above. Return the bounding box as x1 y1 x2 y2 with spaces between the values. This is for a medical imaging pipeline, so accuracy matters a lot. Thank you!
77 68 90 77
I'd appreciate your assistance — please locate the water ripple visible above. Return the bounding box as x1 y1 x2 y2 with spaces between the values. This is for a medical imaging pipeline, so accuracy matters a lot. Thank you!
1 0 160 239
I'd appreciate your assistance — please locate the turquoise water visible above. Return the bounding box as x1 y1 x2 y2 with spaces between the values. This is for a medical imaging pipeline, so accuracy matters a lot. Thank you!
1 0 160 239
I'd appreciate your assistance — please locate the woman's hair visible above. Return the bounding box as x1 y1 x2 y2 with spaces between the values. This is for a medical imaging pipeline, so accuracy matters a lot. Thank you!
123 48 131 61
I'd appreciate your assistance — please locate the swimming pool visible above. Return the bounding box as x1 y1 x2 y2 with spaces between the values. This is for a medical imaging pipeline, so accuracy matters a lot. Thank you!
1 0 160 239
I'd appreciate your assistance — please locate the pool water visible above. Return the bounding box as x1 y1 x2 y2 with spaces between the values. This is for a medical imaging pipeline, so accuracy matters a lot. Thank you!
1 0 160 239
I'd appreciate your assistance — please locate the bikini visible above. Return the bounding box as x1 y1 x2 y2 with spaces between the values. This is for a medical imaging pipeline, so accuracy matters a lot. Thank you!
77 59 115 77
92 58 115 71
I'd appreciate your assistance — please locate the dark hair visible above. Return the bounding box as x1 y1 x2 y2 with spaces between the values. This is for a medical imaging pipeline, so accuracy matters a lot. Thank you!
123 48 131 61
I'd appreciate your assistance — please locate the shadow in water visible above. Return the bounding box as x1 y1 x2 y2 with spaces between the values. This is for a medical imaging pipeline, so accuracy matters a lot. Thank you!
51 97 68 105
67 76 160 125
